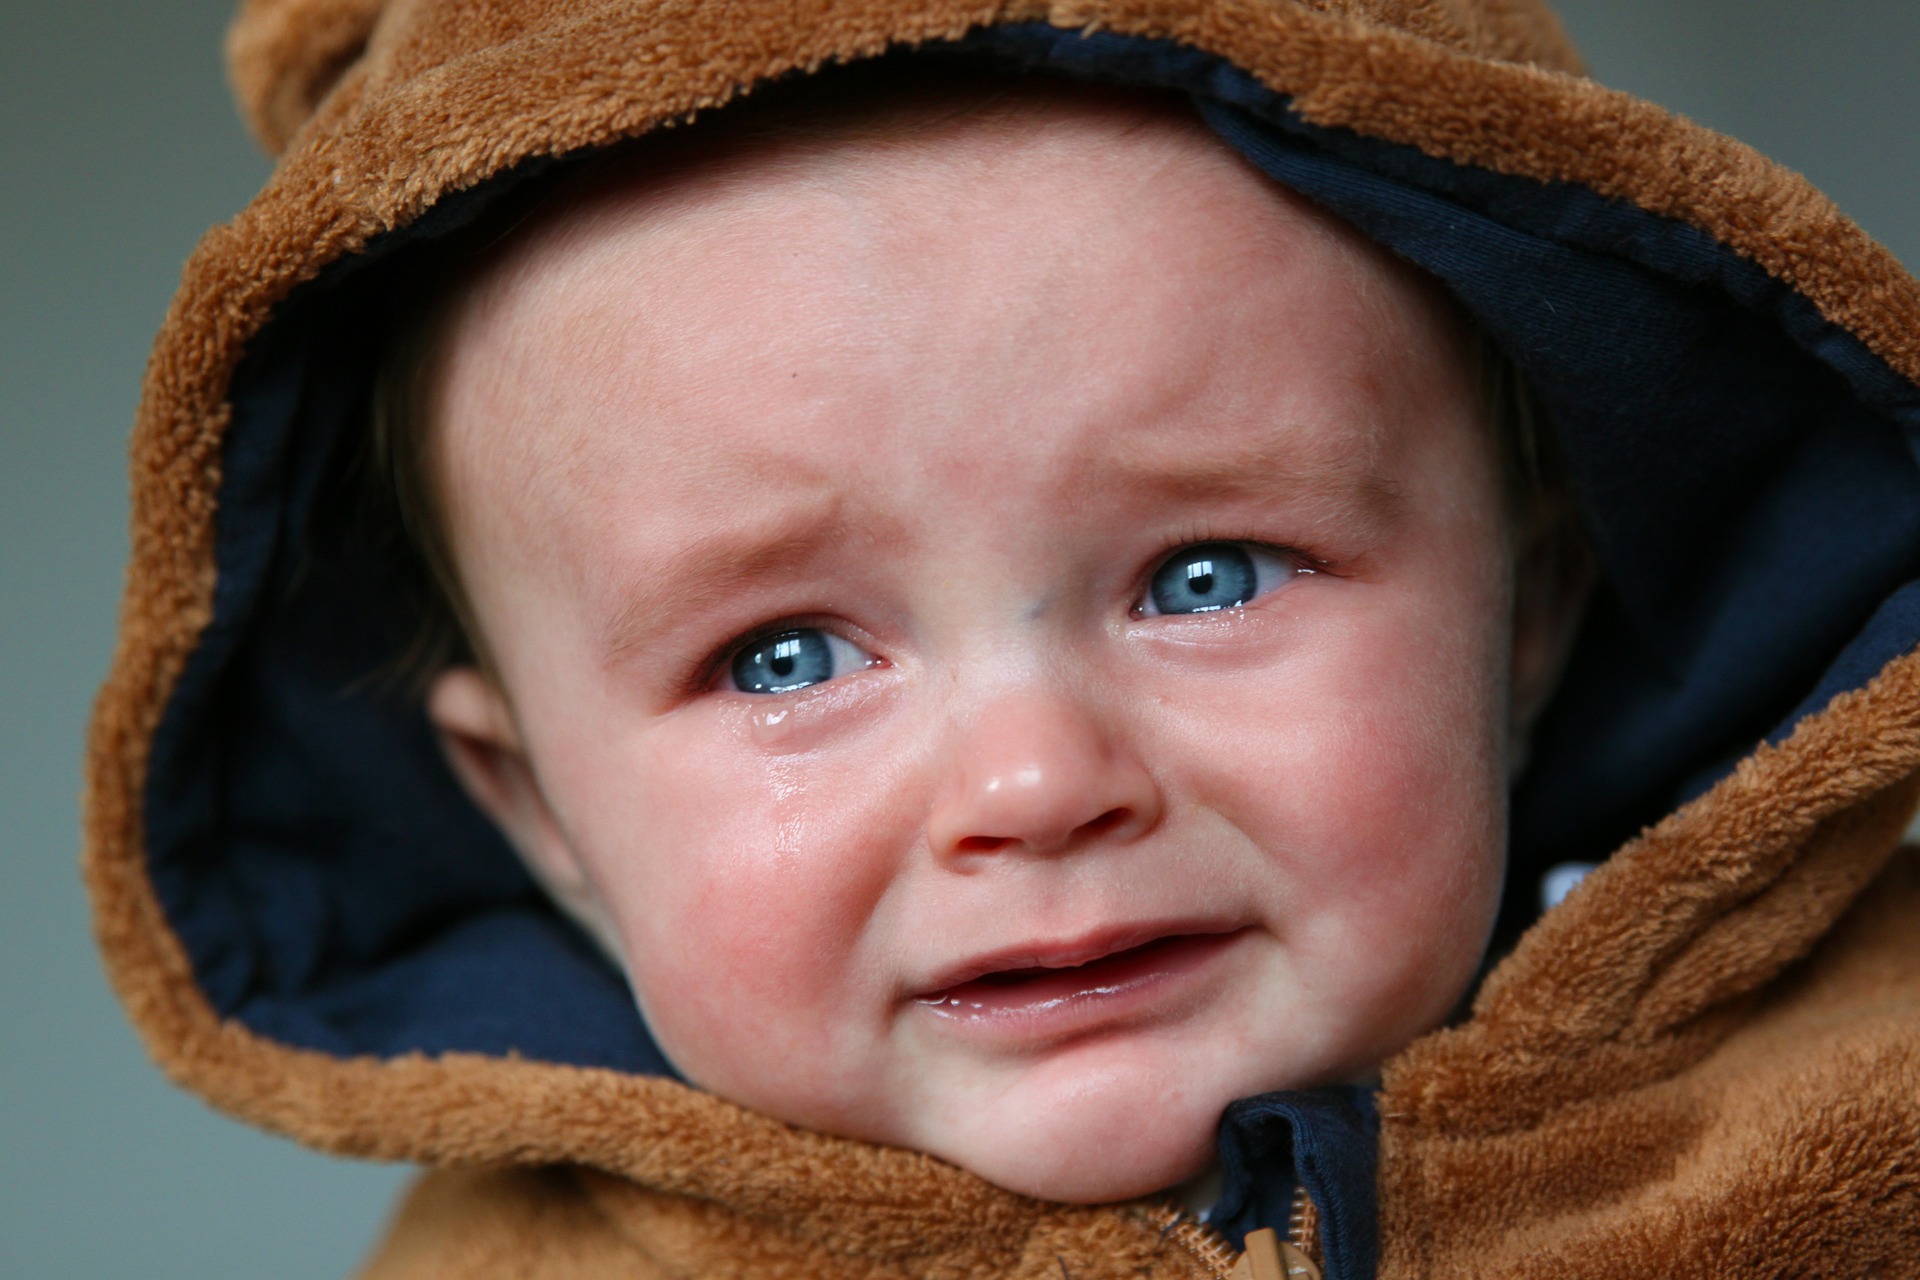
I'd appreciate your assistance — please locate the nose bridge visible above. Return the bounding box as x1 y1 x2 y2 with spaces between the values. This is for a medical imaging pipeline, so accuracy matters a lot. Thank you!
927 674 1162 860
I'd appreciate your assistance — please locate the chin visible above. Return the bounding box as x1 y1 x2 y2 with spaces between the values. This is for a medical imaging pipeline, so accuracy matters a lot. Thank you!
934 1085 1224 1205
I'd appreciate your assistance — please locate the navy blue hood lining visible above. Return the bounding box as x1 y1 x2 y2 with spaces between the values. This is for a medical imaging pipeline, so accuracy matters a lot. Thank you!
144 14 1920 1141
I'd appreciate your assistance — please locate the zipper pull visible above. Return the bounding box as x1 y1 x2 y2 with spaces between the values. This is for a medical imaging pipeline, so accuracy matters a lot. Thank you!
1228 1228 1322 1280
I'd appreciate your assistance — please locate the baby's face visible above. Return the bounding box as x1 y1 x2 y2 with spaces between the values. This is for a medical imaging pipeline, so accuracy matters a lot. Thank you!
426 90 1515 1202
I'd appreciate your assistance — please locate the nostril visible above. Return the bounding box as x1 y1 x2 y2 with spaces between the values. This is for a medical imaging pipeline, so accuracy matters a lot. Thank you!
949 811 1132 856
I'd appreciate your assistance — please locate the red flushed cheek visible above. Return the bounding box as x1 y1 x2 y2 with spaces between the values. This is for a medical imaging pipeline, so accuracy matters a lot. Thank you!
1144 602 1506 1038
585 719 922 1100
1171 685 1494 878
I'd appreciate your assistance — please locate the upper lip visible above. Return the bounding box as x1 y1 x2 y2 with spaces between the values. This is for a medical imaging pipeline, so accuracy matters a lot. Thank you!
912 918 1243 998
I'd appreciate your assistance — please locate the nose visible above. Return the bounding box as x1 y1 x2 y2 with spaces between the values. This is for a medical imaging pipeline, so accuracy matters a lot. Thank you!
927 690 1163 860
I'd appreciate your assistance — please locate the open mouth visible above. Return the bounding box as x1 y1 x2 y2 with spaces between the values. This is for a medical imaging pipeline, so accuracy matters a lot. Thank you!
914 929 1244 1023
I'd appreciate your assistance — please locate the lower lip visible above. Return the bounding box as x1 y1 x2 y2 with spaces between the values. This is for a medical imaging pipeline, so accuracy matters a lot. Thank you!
912 931 1245 1040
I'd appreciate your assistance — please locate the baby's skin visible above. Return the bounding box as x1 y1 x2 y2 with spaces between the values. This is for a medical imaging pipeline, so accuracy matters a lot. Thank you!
422 82 1567 1203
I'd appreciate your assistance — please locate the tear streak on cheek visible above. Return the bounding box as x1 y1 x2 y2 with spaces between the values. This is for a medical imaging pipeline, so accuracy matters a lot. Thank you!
760 754 807 867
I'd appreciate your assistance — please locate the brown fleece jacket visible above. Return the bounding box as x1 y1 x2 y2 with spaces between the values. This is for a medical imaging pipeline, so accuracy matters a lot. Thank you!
87 0 1920 1276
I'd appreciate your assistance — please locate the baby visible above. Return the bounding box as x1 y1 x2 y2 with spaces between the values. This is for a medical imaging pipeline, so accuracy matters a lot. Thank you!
380 73 1585 1205
95 3 1920 1274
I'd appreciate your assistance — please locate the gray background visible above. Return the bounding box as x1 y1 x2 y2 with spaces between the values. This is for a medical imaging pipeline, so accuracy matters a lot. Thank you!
3 2 1914 1275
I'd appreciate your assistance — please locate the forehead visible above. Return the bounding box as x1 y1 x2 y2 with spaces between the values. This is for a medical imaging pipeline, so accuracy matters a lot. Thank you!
430 80 1475 571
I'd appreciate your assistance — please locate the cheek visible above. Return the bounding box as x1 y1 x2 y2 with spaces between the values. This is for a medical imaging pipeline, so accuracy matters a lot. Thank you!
1158 583 1508 1027
1185 605 1504 849
543 709 923 1105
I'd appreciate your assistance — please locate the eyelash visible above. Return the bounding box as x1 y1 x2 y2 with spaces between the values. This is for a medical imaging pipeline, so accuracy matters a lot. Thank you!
1142 522 1327 569
1129 532 1326 610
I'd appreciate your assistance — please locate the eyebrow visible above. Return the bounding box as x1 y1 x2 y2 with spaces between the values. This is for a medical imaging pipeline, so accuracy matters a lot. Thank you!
1100 427 1409 538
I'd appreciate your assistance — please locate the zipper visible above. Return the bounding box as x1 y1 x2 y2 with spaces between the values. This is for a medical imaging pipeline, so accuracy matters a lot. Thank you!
1287 1184 1321 1266
1140 1184 1324 1280
1140 1202 1240 1279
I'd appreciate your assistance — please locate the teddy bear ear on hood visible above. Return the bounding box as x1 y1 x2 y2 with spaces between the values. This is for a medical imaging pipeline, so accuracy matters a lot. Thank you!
227 0 389 154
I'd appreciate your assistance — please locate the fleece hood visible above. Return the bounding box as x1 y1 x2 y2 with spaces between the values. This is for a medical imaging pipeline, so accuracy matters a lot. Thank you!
88 1 1920 1276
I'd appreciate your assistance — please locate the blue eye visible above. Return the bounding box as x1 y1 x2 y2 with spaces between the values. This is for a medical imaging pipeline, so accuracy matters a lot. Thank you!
728 628 873 694
1143 542 1292 616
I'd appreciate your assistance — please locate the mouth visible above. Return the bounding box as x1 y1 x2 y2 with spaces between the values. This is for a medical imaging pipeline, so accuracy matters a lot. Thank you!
912 925 1247 1030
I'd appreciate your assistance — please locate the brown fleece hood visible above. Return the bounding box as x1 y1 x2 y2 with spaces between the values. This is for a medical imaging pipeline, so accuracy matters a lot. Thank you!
88 1 1920 1276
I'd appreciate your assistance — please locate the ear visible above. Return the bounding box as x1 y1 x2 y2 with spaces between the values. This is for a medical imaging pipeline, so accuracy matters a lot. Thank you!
426 666 618 952
1508 510 1595 773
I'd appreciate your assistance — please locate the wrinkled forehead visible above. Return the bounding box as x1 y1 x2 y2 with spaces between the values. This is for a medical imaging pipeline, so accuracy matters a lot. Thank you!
429 76 1468 513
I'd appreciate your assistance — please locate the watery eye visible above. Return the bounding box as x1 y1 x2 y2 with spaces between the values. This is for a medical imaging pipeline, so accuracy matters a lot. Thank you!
727 628 873 694
1141 542 1296 616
